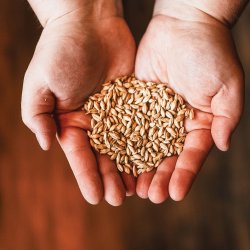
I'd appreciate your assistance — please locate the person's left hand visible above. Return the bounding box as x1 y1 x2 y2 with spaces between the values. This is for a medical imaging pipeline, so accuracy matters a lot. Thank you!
134 5 243 203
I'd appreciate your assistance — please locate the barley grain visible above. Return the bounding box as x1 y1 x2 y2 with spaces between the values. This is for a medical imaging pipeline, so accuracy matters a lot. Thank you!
83 76 194 176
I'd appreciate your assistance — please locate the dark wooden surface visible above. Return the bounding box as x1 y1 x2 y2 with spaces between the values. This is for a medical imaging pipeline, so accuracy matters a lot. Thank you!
0 1 249 249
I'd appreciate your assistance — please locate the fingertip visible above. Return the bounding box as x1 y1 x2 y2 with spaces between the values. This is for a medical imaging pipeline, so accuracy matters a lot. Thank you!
136 188 148 199
106 192 126 207
23 113 57 151
148 175 169 204
104 178 126 206
58 127 104 206
215 140 230 152
148 174 170 204
121 173 136 197
136 172 155 199
169 169 194 202
148 157 176 204
213 132 230 151
85 195 103 205
211 117 232 151
77 172 104 206
97 154 126 206
136 176 148 199
125 188 135 197
148 187 168 204
36 132 54 150
126 192 134 197
169 191 185 202
169 182 185 202
77 174 104 206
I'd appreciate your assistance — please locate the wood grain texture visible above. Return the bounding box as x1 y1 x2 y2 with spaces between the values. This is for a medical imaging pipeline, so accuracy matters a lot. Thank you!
0 0 249 249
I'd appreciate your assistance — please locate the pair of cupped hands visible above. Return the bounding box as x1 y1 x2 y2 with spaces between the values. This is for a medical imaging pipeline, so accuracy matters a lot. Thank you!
21 2 244 206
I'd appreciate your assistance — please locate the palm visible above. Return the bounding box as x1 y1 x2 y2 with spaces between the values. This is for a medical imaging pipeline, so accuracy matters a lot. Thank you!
135 15 243 203
23 15 136 205
58 17 136 206
28 17 134 111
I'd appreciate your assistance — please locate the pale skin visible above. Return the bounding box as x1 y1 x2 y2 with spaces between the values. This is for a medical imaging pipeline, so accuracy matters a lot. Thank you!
135 0 246 203
22 0 136 206
22 0 247 205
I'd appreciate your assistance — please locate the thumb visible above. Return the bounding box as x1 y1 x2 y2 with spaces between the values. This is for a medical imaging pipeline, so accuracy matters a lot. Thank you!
211 78 244 151
21 82 56 151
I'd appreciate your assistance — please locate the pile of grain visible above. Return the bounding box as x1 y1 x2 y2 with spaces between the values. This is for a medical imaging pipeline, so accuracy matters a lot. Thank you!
83 75 193 177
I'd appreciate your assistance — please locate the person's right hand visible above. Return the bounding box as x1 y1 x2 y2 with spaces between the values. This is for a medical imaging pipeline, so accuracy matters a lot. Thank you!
21 6 136 206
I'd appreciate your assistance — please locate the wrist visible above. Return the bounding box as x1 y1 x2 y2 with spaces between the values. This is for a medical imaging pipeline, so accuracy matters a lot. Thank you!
154 0 248 27
28 0 123 27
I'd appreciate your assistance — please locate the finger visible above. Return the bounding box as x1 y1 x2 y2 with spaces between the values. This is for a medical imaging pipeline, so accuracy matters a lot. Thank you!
211 78 244 151
58 127 103 205
148 156 177 204
169 129 213 201
136 171 155 199
97 154 126 206
185 109 213 132
21 82 56 150
120 172 136 197
58 111 91 130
